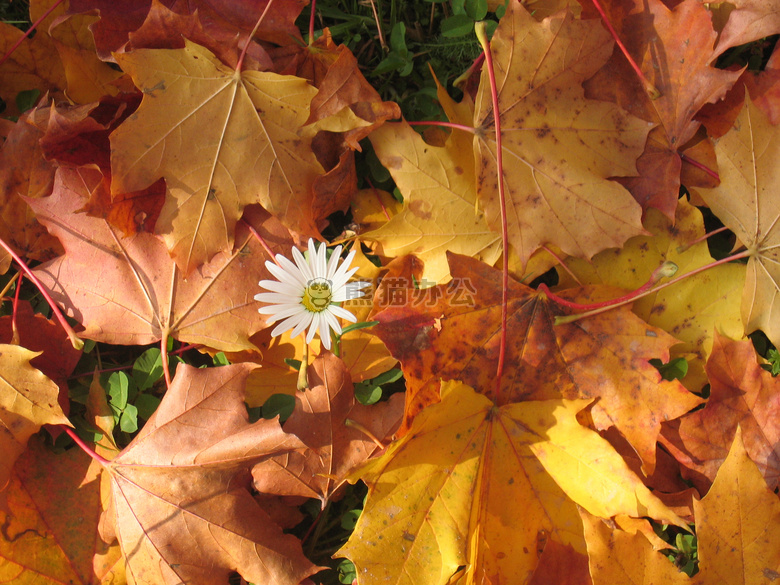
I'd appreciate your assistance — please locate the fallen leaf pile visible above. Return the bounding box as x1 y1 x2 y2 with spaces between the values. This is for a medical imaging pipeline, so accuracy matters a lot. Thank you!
1 0 779 584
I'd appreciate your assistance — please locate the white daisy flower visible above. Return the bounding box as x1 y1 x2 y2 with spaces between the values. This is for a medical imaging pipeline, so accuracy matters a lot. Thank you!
255 239 369 350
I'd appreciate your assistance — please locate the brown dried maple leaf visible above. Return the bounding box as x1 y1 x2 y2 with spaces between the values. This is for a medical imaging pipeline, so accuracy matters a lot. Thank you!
67 0 305 62
294 30 401 150
712 0 780 56
0 110 63 272
27 96 167 237
124 0 273 71
252 351 403 506
101 362 316 585
34 95 138 174
697 45 780 138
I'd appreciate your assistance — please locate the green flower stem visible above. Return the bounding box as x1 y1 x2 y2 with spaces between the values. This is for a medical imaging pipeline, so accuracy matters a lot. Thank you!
298 341 309 390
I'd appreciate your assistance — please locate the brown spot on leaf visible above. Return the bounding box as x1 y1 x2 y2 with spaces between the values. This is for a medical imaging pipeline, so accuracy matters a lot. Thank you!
409 199 433 220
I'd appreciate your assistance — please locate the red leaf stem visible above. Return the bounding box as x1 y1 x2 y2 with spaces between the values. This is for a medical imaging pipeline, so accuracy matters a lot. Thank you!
63 426 109 465
0 235 83 350
236 0 276 72
590 0 661 99
475 23 509 403
0 0 67 68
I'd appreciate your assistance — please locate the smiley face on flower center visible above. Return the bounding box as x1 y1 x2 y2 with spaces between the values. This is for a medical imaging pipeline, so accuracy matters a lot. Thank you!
302 278 333 312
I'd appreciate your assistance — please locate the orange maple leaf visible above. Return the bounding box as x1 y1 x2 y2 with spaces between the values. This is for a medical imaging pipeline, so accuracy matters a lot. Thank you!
661 332 780 492
584 427 780 585
373 252 702 473
110 40 324 273
583 0 741 216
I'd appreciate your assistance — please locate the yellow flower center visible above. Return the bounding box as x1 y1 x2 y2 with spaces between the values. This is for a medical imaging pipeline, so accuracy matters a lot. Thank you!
302 278 333 312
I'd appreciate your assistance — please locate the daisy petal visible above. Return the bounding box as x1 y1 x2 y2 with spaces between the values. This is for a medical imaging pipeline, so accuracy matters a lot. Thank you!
292 246 315 282
271 313 302 337
268 258 307 288
326 245 343 280
328 304 358 323
317 314 333 349
331 263 359 289
310 239 327 279
322 309 343 335
306 313 320 345
289 311 313 338
257 280 303 296
273 311 313 337
258 304 308 321
255 292 304 305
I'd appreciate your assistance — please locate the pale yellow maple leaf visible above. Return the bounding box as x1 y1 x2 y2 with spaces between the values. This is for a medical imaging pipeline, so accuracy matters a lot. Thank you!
697 93 780 347
557 198 745 391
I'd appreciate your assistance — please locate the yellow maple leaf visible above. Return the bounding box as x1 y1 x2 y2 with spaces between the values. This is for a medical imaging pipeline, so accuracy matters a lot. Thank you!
692 426 780 584
0 436 124 585
581 511 687 585
363 121 501 283
0 24 65 117
697 93 780 348
111 40 324 273
49 14 126 103
472 2 651 268
338 381 685 585
30 0 125 103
